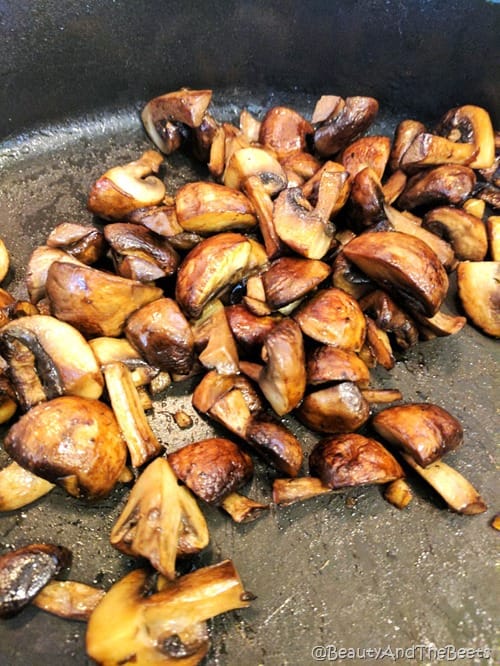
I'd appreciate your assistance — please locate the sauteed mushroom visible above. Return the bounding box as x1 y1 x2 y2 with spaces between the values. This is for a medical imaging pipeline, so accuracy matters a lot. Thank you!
297 382 370 434
457 261 500 337
422 206 488 261
46 223 105 265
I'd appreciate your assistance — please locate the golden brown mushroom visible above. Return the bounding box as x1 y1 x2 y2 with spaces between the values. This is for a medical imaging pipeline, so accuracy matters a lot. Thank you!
296 382 370 434
422 206 488 262
456 261 500 337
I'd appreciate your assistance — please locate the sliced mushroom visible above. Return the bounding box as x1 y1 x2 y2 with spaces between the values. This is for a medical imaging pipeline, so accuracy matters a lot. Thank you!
272 476 335 506
46 223 105 264
347 166 386 229
4 395 127 499
294 287 366 350
239 108 261 143
280 150 322 187
104 222 180 281
175 181 257 234
86 560 250 666
301 160 350 215
422 206 488 261
110 457 209 579
331 251 374 300
191 300 239 375
191 111 220 162
437 104 495 170
0 314 104 409
245 414 304 477
296 382 370 434
258 318 306 416
259 106 313 158
87 150 166 220
168 437 253 505
175 232 267 319
372 402 463 467
207 385 253 439
400 133 477 168
224 147 287 258
390 119 426 171
456 261 500 337
412 309 466 339
103 362 163 468
313 96 379 157
33 580 105 621
225 304 281 351
191 369 240 414
343 230 449 317
127 202 184 237
0 544 72 618
360 316 395 370
220 492 269 523
306 346 370 388
46 261 163 337
397 165 476 210
25 246 84 304
261 256 330 310
462 197 486 219
309 433 404 489
0 461 54 511
341 135 391 179
125 297 194 375
358 289 419 349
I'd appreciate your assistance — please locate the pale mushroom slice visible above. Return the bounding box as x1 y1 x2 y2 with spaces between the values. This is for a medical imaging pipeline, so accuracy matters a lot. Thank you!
423 206 488 261
220 492 269 524
0 461 55 511
175 232 267 319
372 403 463 467
33 581 106 621
456 261 500 337
384 478 413 509
191 299 239 375
343 230 449 317
437 104 495 170
87 150 166 220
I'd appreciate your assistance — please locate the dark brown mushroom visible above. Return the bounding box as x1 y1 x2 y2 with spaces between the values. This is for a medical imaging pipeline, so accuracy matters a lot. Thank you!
259 106 313 158
245 414 304 477
341 135 391 179
309 433 404 489
372 402 463 467
261 256 331 310
192 300 240 375
358 289 419 349
306 346 371 388
225 304 282 351
397 165 476 210
46 223 105 264
390 119 426 171
313 96 379 157
296 382 370 434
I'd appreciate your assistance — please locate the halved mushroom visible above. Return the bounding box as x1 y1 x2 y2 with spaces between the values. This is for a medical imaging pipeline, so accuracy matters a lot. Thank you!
46 262 163 337
141 88 213 153
258 106 313 158
175 181 257 234
422 206 488 261
372 402 463 467
296 382 370 434
87 150 166 220
33 580 105 621
331 251 374 300
412 309 466 339
86 560 250 666
0 461 55 511
191 111 220 162
397 165 476 210
257 318 306 416
301 160 350 215
110 457 209 579
437 104 495 170
239 108 261 143
0 544 72 618
103 362 163 468
341 135 391 179
225 304 281 351
0 314 104 410
25 246 84 304
104 222 180 281
347 166 386 228
360 316 395 370
46 223 105 264
224 147 287 257
390 119 426 171
206 385 253 439
245 414 304 477
168 437 253 505
175 232 267 319
343 230 449 317
309 433 403 489
125 297 194 375
313 96 379 157
293 287 366 350
4 395 127 499
399 133 477 168
261 257 330 310
456 261 500 337
306 346 370 388
279 151 321 187
191 300 239 375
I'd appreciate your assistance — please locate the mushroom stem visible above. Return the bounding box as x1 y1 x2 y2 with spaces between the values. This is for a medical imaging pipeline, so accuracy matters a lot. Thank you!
33 581 106 621
220 492 270 523
0 461 55 511
272 476 337 506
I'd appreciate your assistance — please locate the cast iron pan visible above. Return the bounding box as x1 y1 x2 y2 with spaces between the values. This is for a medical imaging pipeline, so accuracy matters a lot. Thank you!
0 2 499 665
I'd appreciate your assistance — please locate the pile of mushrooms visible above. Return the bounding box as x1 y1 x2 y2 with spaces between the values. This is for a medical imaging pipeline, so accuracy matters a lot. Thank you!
0 87 498 664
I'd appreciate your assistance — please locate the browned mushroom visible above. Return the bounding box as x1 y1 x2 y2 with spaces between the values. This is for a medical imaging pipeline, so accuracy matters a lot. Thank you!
125 297 194 375
175 232 267 319
422 206 488 261
384 478 413 509
168 437 253 505
4 395 127 499
46 223 105 264
397 164 476 210
358 289 419 349
225 304 282 351
261 256 330 310
390 119 426 171
46 261 163 337
486 215 500 260
0 461 55 511
0 544 72 618
306 346 371 388
25 246 84 304
259 106 313 158
436 104 495 169
257 318 306 416
191 300 239 375
87 150 166 220
104 222 180 281
343 230 449 317
347 166 386 228
372 402 463 467
272 476 335 506
313 96 379 157
0 238 9 284
341 135 391 179
456 261 500 337
141 88 213 154
175 181 257 234
294 287 366 350
279 150 322 187
219 492 269 523
110 457 209 579
296 382 370 434
309 433 404 489
359 315 395 370
399 133 478 169
331 251 374 300
245 414 304 477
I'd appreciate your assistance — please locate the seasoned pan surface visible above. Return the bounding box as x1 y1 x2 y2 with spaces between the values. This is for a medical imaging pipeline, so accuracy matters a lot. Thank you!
0 91 498 665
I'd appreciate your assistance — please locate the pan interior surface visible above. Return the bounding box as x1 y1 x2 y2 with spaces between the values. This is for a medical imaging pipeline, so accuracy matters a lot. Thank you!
0 91 498 666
